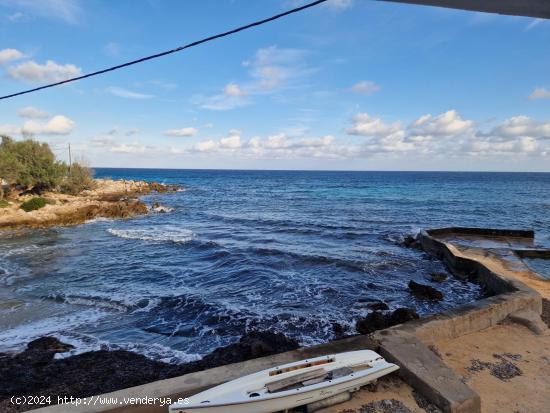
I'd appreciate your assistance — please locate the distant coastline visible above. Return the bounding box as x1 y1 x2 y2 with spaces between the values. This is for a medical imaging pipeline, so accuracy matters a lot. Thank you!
0 179 178 231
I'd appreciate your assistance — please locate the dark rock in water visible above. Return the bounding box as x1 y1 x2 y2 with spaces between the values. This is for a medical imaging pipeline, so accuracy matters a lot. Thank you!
200 331 299 368
331 322 347 339
402 234 422 250
408 280 444 301
356 308 420 335
356 311 387 334
430 271 448 283
26 336 74 354
366 301 389 311
387 308 419 325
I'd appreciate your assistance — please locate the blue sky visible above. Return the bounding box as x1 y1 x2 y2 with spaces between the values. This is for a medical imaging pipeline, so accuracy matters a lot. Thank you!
0 0 549 171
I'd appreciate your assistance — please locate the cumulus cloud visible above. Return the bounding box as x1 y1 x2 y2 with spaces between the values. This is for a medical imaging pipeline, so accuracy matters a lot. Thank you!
409 110 473 137
528 88 550 100
0 48 24 65
345 110 550 158
350 80 380 96
18 106 49 119
22 115 74 135
194 139 217 152
219 130 242 149
346 113 402 137
164 127 198 137
484 116 550 139
8 60 81 83
107 86 153 99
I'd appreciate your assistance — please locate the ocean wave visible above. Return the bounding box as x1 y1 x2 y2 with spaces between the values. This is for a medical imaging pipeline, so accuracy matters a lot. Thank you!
107 226 195 244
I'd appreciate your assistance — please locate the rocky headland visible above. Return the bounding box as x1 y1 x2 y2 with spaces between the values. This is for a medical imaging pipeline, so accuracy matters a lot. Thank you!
0 179 178 230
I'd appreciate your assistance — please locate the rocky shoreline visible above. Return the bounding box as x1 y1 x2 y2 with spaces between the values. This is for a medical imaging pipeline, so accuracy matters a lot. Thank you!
0 179 179 230
0 306 426 412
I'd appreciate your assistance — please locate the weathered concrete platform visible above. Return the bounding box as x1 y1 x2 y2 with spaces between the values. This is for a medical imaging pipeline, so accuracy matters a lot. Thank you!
32 227 549 413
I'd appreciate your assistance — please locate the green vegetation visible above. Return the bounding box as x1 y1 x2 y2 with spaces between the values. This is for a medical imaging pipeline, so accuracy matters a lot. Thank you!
20 197 47 212
0 199 9 208
60 163 96 195
0 136 94 198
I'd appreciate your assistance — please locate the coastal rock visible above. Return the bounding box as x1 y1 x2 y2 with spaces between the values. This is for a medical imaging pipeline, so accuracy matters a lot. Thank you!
331 322 347 339
151 202 173 213
199 331 299 368
387 307 419 325
402 234 422 250
366 301 389 311
408 280 444 301
26 336 74 354
355 308 419 335
430 271 448 283
0 331 299 411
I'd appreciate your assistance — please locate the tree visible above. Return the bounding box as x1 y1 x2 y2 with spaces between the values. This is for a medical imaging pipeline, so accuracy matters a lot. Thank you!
0 136 68 193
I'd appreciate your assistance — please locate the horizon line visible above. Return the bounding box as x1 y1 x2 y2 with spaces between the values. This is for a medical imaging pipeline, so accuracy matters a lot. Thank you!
91 167 550 174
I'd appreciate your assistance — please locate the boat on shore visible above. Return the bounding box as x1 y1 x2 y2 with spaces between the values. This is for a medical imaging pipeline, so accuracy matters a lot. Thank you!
169 350 399 413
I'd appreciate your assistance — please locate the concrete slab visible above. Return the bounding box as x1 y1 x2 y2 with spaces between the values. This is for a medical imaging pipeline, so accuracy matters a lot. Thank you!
375 329 480 413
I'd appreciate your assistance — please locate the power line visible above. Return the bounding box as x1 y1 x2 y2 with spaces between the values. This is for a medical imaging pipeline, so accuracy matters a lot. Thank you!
0 0 328 101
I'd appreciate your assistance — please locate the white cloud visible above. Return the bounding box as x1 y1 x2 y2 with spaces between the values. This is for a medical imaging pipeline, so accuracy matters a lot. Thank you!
529 88 550 100
325 0 353 10
164 127 198 137
110 142 155 154
8 60 81 83
525 18 544 31
485 116 550 139
0 48 24 65
194 139 217 152
107 86 153 99
18 106 49 119
409 110 473 137
196 46 312 111
0 0 83 24
22 115 74 135
219 130 242 149
350 80 380 96
90 134 115 147
346 113 402 137
0 124 21 136
7 11 26 21
224 83 246 97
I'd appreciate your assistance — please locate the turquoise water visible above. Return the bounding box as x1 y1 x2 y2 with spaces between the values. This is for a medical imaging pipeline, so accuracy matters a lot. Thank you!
0 170 548 362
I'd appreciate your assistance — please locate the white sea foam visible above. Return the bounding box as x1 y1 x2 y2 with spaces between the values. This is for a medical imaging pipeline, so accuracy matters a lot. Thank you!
0 308 110 352
107 226 195 244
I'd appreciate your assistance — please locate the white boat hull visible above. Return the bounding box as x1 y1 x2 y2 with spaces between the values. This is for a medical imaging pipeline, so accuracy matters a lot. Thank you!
169 350 399 413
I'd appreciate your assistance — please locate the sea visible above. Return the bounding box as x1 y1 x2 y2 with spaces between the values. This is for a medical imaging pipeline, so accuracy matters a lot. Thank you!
0 170 549 363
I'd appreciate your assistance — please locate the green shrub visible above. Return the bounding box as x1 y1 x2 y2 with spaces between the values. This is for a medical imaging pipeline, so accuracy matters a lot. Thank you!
0 199 9 208
60 163 96 195
20 197 47 212
0 136 67 192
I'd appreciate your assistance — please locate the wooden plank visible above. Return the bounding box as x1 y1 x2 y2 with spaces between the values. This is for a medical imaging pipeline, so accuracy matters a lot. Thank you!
266 368 327 393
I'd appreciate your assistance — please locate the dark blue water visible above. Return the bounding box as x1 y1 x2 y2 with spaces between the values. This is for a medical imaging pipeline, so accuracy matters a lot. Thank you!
1 170 549 362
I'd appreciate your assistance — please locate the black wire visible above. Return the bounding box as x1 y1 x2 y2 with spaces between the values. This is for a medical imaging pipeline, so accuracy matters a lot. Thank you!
0 0 328 101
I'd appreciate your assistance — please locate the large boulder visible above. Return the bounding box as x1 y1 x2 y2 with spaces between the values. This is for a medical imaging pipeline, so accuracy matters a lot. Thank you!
408 280 444 301
199 331 299 369
356 308 419 334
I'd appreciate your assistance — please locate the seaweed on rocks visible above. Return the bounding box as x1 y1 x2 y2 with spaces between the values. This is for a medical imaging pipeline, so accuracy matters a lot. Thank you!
0 331 299 412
